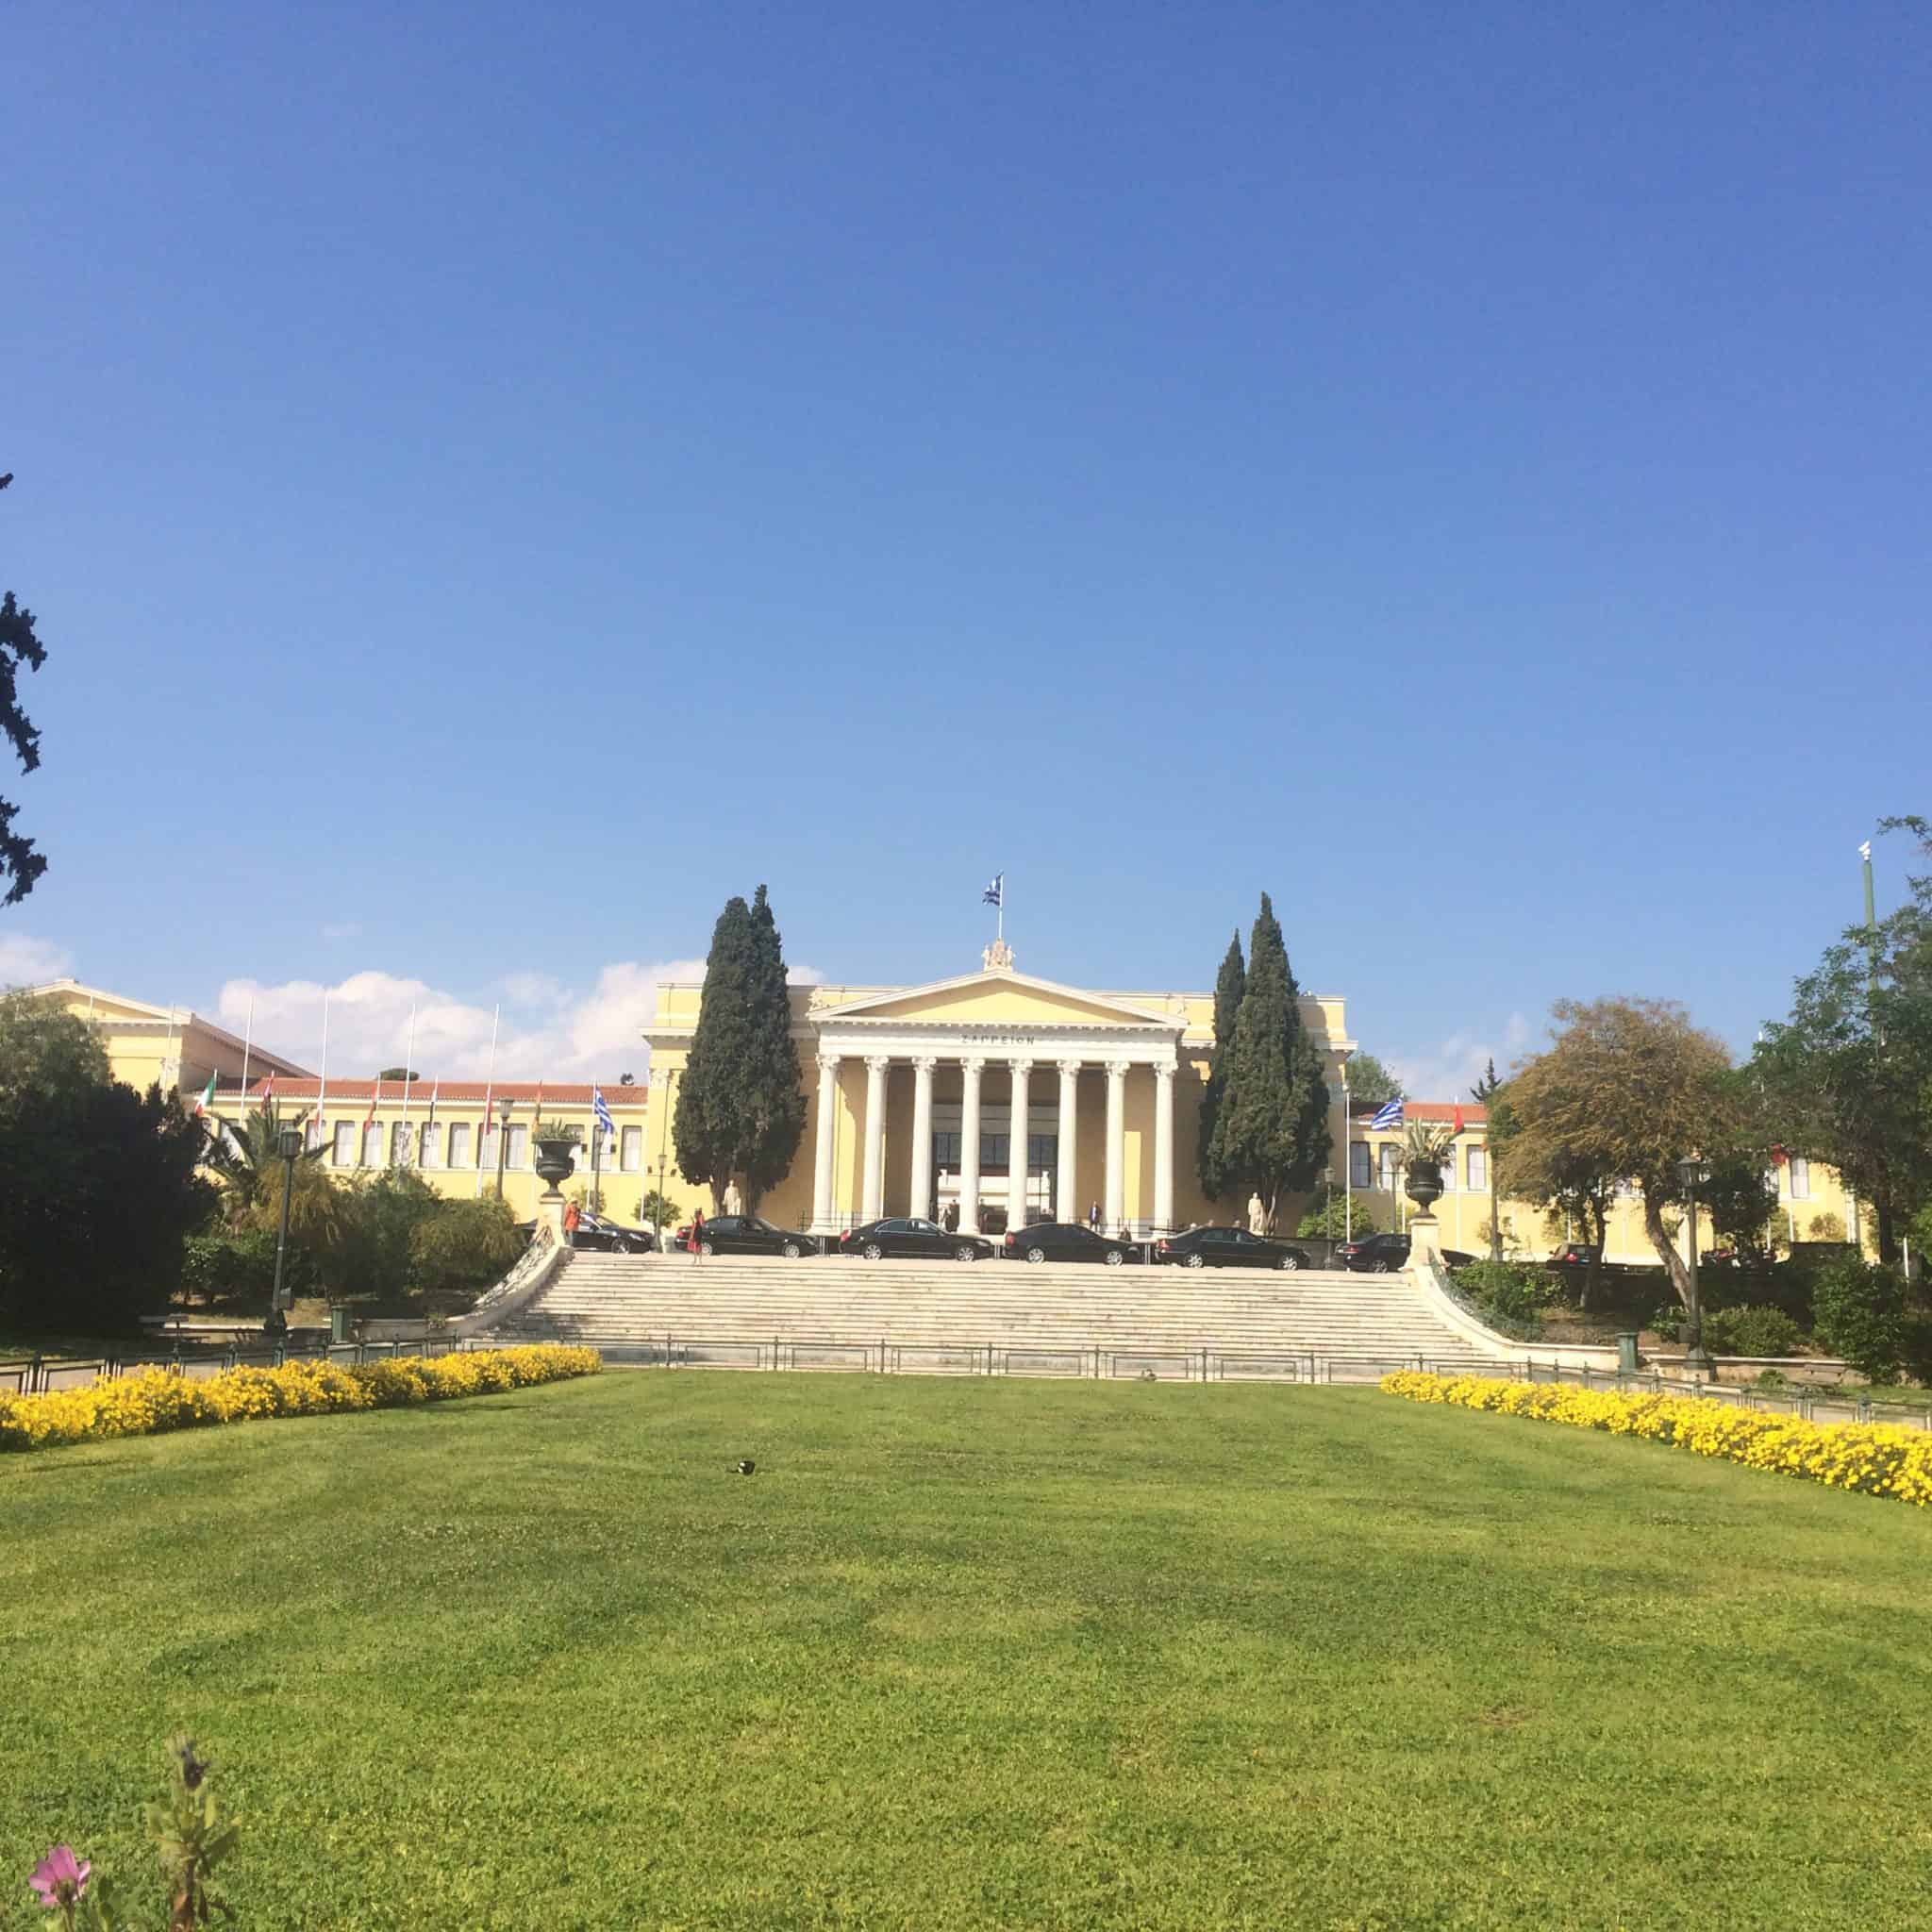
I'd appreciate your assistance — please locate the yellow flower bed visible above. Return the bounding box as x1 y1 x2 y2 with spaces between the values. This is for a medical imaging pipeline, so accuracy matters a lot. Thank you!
1381 1370 1932 1506
0 1345 602 1454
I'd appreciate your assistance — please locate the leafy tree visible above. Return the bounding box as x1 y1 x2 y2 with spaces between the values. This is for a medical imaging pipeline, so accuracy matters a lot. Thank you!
1753 816 1932 1264
0 468 49 905
1812 1257 1909 1383
408 1196 523 1301
1702 1146 1782 1263
1345 1052 1401 1108
375 1066 420 1084
637 1188 682 1233
1488 1074 1617 1308
1471 1058 1505 1261
0 991 215 1332
204 1102 325 1214
1208 894 1332 1227
1295 1183 1377 1240
1500 997 1739 1311
324 1169 443 1302
674 886 806 1212
1196 930 1245 1200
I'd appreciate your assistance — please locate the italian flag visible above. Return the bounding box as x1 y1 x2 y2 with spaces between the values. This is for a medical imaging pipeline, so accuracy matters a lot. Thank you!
193 1072 216 1117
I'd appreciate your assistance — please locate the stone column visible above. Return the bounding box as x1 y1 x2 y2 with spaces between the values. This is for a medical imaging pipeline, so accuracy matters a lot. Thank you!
1008 1058 1032 1230
811 1054 842 1233
958 1056 985 1233
861 1056 890 1224
909 1057 937 1220
1056 1059 1081 1224
1104 1060 1128 1234
1153 1060 1175 1235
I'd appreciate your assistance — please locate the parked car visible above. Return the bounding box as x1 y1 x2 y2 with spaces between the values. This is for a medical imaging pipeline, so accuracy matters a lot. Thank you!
1335 1232 1475 1272
1336 1232 1410 1273
1547 1241 1601 1269
518 1213 658 1255
1155 1226 1311 1271
1002 1222 1138 1266
674 1214 817 1258
839 1217 995 1262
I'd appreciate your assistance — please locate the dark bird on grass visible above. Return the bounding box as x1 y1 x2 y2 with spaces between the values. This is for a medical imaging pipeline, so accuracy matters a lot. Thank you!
734 1458 756 1475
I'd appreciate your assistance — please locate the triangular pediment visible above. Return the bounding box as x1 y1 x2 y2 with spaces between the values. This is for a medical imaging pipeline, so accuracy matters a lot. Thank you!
27 980 179 1024
817 971 1179 1030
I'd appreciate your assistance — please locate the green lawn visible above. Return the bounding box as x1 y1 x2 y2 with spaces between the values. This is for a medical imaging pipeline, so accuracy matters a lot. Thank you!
6 1374 1931 1930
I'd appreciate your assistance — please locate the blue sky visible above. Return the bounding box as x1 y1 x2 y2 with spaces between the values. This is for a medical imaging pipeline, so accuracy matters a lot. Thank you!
4 2 1927 1091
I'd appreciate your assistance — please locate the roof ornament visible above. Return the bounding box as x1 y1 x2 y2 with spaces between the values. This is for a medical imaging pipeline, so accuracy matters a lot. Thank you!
982 937 1014 973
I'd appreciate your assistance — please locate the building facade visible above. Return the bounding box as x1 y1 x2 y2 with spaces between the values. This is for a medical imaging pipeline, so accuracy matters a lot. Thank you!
643 948 1357 1237
27 979 312 1099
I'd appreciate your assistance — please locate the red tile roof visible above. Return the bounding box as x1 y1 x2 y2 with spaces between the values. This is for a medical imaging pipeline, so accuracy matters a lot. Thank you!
225 1079 647 1108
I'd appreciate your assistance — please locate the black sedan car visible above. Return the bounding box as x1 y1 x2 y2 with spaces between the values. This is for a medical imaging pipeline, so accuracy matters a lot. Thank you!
1155 1226 1311 1271
839 1217 996 1262
674 1214 817 1258
1336 1232 1474 1272
519 1212 658 1255
1001 1222 1137 1266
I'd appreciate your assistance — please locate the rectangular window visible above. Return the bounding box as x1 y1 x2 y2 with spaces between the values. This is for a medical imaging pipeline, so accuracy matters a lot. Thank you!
304 1118 322 1153
479 1126 499 1174
390 1122 410 1166
1378 1145 1398 1191
362 1122 382 1168
1349 1141 1372 1189
932 1132 961 1168
621 1125 642 1171
1027 1134 1055 1173
507 1124 528 1169
448 1123 473 1169
1467 1145 1485 1191
981 1133 1009 1169
1437 1149 1455 1191
596 1128 617 1171
1789 1157 1810 1200
419 1123 441 1168
333 1122 356 1168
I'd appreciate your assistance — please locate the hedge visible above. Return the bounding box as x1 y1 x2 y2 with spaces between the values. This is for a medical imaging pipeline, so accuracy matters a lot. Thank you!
0 1345 602 1453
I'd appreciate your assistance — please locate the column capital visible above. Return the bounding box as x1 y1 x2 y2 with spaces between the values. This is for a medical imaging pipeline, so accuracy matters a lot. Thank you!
1105 1058 1132 1080
959 1054 986 1076
865 1054 892 1074
1153 1059 1176 1085
1057 1058 1084 1077
911 1055 939 1074
816 1052 842 1075
1008 1057 1034 1077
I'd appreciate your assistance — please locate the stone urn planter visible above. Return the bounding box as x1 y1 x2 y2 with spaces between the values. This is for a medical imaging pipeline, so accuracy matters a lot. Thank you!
1404 1159 1443 1213
533 1137 578 1195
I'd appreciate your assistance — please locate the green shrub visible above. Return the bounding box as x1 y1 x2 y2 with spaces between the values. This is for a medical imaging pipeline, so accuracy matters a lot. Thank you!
408 1196 525 1300
1812 1257 1908 1383
1452 1260 1557 1327
178 1230 281 1307
1702 1304 1806 1358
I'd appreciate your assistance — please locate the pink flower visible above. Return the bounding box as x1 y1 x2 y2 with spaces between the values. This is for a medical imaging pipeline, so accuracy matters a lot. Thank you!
27 1845 90 1909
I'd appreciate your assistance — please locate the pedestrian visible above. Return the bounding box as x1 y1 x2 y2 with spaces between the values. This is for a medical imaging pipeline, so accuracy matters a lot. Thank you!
1088 1199 1100 1231
690 1207 706 1264
563 1199 582 1249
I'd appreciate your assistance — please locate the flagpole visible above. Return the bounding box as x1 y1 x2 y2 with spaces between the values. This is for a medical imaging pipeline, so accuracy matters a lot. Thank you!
400 1004 417 1166
239 994 254 1118
477 1004 500 1197
998 874 1004 944
316 991 330 1157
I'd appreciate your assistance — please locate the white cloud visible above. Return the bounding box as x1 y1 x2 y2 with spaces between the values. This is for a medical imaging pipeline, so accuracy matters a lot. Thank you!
1387 1012 1533 1104
217 958 724 1082
0 933 73 988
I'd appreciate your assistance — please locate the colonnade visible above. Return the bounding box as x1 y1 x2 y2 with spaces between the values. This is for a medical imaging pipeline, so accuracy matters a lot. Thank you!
810 1051 1176 1235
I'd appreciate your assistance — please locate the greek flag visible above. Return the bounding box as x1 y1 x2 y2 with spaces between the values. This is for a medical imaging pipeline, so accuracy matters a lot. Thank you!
592 1086 615 1137
982 874 1004 908
1366 1099 1405 1130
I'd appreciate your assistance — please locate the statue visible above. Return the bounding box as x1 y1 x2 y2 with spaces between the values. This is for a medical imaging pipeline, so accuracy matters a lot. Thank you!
723 1179 743 1216
982 937 1015 973
1247 1192 1267 1235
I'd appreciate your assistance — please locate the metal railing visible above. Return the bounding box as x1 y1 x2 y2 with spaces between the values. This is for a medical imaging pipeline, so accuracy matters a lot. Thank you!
1512 1357 1932 1431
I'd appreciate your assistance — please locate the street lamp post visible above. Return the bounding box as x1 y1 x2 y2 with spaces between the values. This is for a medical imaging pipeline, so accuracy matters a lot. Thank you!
1676 1156 1714 1378
495 1099 515 1200
268 1124 303 1339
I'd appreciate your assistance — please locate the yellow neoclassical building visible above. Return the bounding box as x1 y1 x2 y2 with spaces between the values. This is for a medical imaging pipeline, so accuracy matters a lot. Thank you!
644 945 1357 1237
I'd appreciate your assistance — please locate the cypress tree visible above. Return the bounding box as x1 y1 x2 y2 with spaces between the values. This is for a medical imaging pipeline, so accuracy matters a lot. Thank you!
1196 930 1245 1199
1213 893 1332 1227
674 893 758 1210
740 884 807 1210
673 886 808 1213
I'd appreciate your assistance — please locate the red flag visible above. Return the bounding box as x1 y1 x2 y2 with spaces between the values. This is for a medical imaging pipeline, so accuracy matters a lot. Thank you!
1453 1105 1465 1135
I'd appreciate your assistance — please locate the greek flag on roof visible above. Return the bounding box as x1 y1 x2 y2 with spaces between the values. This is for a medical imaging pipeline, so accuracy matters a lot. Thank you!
1366 1099 1405 1131
592 1086 615 1136
981 874 1004 908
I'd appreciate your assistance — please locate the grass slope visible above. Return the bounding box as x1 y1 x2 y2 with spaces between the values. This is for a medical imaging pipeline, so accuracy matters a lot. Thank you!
5 1374 1930 1929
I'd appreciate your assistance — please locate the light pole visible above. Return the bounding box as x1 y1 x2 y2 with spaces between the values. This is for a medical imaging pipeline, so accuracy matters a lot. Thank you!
268 1124 303 1337
495 1099 514 1200
1676 1156 1714 1378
